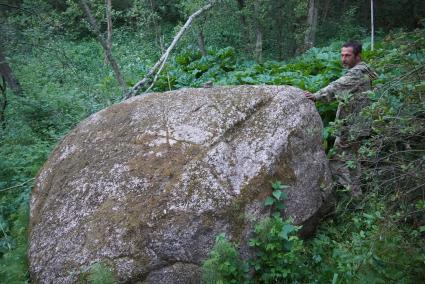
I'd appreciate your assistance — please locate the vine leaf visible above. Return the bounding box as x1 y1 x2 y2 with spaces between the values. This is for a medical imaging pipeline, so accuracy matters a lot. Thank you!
264 196 275 206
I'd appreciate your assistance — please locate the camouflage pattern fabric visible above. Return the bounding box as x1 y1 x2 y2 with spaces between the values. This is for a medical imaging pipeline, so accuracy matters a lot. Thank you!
314 62 378 104
328 148 362 197
314 62 378 196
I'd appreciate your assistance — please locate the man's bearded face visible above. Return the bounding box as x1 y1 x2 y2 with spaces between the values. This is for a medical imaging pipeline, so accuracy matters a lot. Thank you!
341 47 360 69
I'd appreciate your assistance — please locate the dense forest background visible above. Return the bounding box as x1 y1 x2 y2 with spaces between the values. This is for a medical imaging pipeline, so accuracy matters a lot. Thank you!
1 0 424 283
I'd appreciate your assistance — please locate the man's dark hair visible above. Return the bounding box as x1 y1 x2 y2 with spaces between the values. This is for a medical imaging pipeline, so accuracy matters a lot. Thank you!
342 41 362 55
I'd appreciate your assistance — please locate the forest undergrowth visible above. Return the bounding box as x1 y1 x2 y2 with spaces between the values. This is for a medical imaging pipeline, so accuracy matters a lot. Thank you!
0 27 424 283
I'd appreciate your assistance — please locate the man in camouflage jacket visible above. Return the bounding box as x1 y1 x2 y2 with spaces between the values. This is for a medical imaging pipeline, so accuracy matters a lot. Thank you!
305 41 378 196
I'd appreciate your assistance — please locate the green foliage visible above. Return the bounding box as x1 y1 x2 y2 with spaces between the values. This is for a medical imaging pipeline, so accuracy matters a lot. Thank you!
300 28 425 284
302 198 425 283
249 215 303 283
149 42 342 106
203 216 304 284
79 262 116 284
0 204 29 283
202 182 303 283
202 233 248 284
1 5 425 281
202 28 425 284
264 180 288 211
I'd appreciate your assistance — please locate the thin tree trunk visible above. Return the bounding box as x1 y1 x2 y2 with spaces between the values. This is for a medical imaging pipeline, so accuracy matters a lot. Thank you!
79 0 126 95
413 0 421 28
127 1 215 98
322 0 331 22
197 30 207 57
104 0 112 64
370 0 374 51
236 0 252 56
236 0 247 26
149 0 162 49
277 8 284 60
276 0 295 59
0 49 22 96
253 2 263 63
304 0 319 49
0 77 7 130
342 0 348 12
254 24 263 63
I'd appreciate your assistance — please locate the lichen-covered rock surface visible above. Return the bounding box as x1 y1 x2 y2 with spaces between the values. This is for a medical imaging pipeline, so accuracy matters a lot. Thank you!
29 85 332 283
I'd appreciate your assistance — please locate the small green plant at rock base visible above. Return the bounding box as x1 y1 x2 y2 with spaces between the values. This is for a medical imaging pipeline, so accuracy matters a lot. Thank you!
202 181 303 283
264 180 289 211
79 262 116 284
249 215 303 283
202 233 248 284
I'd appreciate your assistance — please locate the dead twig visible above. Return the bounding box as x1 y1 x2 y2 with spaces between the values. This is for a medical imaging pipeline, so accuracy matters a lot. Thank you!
0 178 35 192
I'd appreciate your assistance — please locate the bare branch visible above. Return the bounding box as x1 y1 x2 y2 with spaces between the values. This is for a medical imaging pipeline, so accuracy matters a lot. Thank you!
0 177 35 192
145 57 167 93
79 0 127 95
126 1 215 99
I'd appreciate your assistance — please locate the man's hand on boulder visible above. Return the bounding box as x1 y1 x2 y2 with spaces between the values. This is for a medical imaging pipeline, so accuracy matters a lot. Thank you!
304 91 316 102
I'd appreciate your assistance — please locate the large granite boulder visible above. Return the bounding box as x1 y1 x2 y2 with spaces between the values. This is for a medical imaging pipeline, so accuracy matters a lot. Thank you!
29 85 332 283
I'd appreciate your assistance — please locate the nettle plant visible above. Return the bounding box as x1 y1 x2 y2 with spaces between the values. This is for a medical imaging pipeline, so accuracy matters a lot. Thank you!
264 180 288 210
202 181 304 284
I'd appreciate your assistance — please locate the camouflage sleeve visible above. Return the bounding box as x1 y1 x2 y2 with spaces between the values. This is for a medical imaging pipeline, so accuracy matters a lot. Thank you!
313 68 365 103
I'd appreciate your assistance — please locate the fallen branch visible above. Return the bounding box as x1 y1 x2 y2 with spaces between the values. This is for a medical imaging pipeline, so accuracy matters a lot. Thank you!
0 178 35 192
126 1 215 99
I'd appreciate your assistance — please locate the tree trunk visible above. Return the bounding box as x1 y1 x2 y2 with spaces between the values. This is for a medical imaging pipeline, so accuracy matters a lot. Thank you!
322 0 331 21
236 0 247 25
412 0 422 28
342 0 348 11
149 0 162 50
304 0 319 49
253 2 263 63
370 0 374 50
0 77 7 130
0 49 22 96
236 0 251 55
277 7 284 60
79 0 127 95
254 24 263 63
197 29 207 57
104 0 112 64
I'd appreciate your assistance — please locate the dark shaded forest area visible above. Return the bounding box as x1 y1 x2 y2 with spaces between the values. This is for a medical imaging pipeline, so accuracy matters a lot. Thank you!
1 0 424 283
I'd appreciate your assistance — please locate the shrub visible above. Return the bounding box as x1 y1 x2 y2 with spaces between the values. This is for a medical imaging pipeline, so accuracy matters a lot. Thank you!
202 181 304 283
